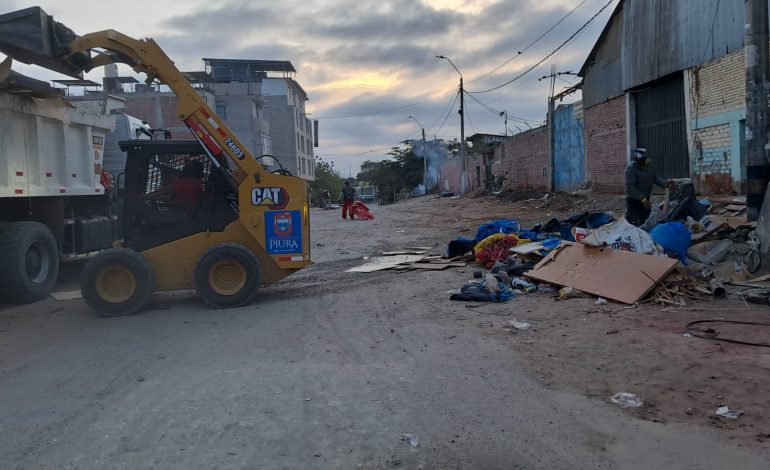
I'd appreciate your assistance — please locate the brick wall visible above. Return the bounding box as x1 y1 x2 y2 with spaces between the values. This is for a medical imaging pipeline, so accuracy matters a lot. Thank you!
692 123 733 193
690 49 744 119
688 48 745 194
584 96 627 192
466 153 488 192
495 126 549 191
438 157 462 193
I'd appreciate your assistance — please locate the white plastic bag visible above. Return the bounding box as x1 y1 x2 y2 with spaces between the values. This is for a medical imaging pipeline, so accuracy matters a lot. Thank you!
572 219 661 255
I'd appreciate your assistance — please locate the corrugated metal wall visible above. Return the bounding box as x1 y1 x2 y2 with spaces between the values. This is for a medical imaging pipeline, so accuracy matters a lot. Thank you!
623 0 744 91
553 103 586 192
583 0 749 108
582 4 624 108
634 75 689 179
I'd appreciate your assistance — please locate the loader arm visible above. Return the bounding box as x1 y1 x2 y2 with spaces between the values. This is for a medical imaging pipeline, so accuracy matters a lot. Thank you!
64 30 260 185
0 6 312 292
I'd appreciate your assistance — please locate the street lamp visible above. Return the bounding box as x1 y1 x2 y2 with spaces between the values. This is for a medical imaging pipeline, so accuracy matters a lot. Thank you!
408 115 428 193
436 55 466 193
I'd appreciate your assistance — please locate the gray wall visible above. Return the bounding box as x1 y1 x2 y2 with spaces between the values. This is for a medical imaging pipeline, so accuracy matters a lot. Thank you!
583 0 750 108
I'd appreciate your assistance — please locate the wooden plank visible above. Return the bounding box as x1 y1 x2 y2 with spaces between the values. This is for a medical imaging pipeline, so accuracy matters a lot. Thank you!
709 197 746 205
511 242 545 254
690 222 728 243
50 290 82 300
524 243 678 304
724 204 746 212
746 273 770 283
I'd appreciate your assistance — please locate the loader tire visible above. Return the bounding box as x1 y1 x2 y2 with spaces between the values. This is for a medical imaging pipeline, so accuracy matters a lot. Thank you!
195 243 260 308
0 222 59 303
81 248 154 316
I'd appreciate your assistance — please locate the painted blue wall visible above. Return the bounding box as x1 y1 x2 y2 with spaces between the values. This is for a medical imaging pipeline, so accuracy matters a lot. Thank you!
553 103 586 192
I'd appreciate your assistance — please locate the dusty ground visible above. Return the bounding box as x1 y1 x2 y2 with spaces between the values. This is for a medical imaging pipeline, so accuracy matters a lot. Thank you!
0 192 769 469
409 192 770 444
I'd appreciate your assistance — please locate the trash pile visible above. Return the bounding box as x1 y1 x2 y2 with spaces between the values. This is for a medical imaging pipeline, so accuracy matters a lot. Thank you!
446 179 770 308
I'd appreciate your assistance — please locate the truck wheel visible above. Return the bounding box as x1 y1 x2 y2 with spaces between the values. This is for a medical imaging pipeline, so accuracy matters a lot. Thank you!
195 243 260 308
81 249 154 316
0 221 59 303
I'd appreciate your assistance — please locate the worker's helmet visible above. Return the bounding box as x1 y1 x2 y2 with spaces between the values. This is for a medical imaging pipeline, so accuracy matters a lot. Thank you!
633 148 648 161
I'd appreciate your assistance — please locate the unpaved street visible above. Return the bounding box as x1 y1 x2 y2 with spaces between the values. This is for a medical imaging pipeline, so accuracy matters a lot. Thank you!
1 195 769 469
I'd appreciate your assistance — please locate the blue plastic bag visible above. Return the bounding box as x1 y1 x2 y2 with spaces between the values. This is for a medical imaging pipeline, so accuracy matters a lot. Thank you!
475 219 521 242
649 222 691 263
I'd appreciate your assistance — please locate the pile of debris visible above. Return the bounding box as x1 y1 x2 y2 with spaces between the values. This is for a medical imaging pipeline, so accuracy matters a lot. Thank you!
445 179 770 309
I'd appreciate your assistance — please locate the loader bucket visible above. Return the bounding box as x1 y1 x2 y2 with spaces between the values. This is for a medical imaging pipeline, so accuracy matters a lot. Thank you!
0 6 89 78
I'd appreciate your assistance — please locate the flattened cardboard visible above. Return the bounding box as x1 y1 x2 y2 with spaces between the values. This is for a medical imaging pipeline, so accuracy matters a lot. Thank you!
524 243 677 304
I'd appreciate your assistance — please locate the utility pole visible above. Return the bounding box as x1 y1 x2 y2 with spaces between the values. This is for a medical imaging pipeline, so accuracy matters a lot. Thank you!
459 76 466 193
437 55 466 193
408 115 428 193
745 0 770 221
546 65 557 193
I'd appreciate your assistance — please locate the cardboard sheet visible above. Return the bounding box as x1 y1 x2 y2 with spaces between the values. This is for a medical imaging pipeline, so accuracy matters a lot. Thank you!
524 243 678 304
346 254 426 273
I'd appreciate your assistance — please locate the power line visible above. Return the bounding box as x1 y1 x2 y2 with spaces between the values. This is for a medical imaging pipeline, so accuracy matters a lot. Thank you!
464 91 541 124
426 91 459 132
468 0 615 94
468 0 588 84
434 91 460 136
465 101 477 134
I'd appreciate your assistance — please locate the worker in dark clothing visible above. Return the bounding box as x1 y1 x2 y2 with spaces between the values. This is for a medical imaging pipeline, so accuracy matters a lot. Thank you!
624 148 674 226
338 181 358 220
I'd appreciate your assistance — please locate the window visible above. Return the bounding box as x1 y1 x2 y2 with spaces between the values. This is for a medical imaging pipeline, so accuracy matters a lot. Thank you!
297 133 301 151
260 132 272 156
307 138 312 155
215 102 227 119
301 137 305 154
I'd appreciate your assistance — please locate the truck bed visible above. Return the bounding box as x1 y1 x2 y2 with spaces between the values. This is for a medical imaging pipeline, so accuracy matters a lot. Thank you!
0 93 114 198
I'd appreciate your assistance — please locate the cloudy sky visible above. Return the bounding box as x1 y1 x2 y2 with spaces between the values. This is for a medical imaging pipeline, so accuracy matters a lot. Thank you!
1 0 616 176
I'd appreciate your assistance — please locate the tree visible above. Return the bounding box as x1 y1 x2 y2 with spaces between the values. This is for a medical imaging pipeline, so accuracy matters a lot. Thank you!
356 141 425 203
309 157 344 207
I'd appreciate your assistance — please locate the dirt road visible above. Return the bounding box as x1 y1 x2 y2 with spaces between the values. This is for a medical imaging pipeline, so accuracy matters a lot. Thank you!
1 195 768 469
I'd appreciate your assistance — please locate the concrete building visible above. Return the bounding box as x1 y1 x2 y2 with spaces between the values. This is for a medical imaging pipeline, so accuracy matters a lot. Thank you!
64 65 216 140
580 0 762 194
204 58 315 181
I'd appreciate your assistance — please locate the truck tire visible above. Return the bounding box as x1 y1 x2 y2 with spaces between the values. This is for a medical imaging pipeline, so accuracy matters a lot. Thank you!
81 248 154 316
195 243 260 308
0 221 59 303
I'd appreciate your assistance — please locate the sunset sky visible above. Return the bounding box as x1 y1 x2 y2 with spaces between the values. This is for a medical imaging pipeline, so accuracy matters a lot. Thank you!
0 0 616 176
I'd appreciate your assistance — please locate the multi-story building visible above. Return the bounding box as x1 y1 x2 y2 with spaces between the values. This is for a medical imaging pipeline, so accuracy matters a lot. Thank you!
203 58 315 181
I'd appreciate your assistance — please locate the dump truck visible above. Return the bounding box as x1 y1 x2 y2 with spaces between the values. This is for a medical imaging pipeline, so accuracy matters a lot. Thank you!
0 6 312 315
0 88 118 303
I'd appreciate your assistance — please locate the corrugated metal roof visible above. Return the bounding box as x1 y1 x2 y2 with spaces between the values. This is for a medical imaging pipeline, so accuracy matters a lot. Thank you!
202 58 296 73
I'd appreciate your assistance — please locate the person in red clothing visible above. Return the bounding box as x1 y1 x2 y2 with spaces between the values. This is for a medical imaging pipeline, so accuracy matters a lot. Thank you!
172 161 204 203
338 181 358 220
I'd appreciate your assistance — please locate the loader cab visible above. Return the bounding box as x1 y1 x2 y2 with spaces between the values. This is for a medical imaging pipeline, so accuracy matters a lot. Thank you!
118 140 239 252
